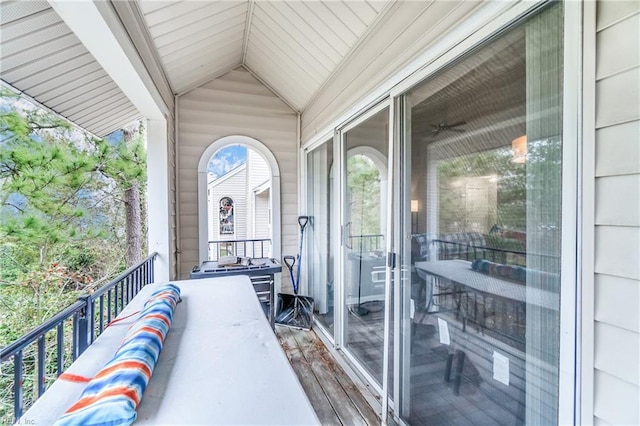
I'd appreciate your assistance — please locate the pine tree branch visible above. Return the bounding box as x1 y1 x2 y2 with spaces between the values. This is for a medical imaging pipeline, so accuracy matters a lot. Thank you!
3 202 26 213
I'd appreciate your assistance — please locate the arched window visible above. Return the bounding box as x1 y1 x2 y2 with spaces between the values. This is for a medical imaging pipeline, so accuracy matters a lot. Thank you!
219 197 234 235
198 135 281 266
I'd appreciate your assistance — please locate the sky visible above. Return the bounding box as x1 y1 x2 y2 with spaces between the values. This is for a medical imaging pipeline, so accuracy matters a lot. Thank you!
207 145 247 178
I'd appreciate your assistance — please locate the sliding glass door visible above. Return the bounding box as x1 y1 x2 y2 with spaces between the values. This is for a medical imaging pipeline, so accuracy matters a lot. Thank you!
306 138 335 336
340 105 390 386
304 5 569 424
398 3 564 425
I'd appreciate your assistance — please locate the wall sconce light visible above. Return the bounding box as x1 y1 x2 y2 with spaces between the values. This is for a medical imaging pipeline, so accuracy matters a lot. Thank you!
411 199 419 233
512 135 527 163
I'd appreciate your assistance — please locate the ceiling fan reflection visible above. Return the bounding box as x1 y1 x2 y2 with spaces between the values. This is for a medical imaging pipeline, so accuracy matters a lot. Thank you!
430 121 467 135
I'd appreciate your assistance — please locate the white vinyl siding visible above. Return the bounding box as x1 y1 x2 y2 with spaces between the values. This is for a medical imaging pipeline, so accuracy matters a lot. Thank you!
167 115 178 280
177 67 297 280
247 149 270 239
300 1 483 142
593 1 640 425
254 191 270 241
0 2 141 137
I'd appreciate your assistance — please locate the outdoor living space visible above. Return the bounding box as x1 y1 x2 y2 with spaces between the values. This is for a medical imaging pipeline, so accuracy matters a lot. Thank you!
2 0 639 425
8 273 382 425
277 325 382 426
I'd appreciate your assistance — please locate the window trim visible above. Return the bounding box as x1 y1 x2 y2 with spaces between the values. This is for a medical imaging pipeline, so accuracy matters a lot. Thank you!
559 2 585 425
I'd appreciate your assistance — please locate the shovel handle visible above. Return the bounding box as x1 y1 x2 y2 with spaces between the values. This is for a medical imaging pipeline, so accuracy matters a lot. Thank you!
298 216 309 231
283 255 296 270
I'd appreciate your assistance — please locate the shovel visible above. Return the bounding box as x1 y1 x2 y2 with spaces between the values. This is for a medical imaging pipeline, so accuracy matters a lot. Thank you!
275 217 314 330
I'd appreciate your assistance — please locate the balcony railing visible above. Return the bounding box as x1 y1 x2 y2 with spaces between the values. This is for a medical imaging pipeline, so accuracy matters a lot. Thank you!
433 238 526 264
208 238 271 261
348 234 384 252
0 253 157 420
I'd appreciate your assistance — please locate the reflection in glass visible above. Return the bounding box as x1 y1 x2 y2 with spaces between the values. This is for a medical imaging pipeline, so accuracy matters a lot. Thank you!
343 108 389 385
307 139 335 335
400 4 563 425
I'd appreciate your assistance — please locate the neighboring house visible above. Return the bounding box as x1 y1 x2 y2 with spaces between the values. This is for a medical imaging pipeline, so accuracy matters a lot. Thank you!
207 164 247 242
1 1 638 425
207 151 271 255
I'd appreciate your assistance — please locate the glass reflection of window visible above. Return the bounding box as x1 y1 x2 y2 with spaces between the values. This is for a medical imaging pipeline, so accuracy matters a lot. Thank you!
306 139 335 336
219 197 234 235
401 3 563 426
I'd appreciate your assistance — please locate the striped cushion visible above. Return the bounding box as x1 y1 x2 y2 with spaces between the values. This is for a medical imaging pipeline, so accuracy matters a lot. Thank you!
54 284 181 426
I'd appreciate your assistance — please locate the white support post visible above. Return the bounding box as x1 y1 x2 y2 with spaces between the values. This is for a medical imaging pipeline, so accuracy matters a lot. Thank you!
147 119 171 282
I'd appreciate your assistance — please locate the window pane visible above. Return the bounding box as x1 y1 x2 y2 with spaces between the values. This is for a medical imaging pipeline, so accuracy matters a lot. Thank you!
343 108 389 385
400 4 563 425
307 139 335 335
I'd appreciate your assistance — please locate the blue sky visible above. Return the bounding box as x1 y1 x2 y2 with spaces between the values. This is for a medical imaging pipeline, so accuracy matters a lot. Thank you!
207 145 247 178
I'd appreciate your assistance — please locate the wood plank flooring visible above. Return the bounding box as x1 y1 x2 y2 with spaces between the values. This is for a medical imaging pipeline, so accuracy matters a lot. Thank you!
276 325 381 426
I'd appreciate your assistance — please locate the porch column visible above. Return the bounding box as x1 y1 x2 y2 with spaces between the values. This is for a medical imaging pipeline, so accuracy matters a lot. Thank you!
147 119 172 282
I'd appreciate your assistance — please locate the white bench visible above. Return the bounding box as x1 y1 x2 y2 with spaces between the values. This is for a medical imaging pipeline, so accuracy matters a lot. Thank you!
21 276 319 426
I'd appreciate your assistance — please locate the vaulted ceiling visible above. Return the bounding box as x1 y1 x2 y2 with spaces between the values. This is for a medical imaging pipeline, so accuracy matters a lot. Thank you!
0 0 392 136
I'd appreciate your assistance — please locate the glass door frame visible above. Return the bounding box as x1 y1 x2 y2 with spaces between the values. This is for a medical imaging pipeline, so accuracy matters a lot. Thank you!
301 2 581 424
301 133 338 341
333 98 395 404
388 3 581 425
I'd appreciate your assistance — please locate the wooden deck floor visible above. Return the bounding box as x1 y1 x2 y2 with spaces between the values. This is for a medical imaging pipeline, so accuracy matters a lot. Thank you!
276 325 381 426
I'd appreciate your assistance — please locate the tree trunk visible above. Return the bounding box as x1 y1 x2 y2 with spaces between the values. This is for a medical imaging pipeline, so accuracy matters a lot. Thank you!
123 123 143 267
125 182 142 267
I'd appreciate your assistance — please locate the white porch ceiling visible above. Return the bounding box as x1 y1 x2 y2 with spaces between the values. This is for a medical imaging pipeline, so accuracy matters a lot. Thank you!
0 0 392 136
138 0 391 110
0 1 142 137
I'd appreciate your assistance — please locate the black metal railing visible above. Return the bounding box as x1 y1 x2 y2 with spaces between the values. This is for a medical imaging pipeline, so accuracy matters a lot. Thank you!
208 238 271 261
348 234 384 252
0 253 157 420
432 239 558 266
433 239 526 264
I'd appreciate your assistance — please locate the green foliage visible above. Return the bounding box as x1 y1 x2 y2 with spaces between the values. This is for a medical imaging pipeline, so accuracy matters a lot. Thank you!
437 147 526 233
347 155 381 241
0 92 148 418
93 128 147 191
0 107 101 265
0 97 147 270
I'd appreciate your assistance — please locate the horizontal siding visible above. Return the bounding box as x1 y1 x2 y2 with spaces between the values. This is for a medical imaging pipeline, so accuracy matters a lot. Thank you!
177 68 297 291
595 175 640 226
596 0 640 30
594 321 640 386
246 150 270 239
180 226 199 241
594 370 640 425
594 226 640 280
596 12 639 79
595 274 640 333
301 0 482 142
595 121 640 177
255 192 270 241
595 67 640 128
593 3 640 425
